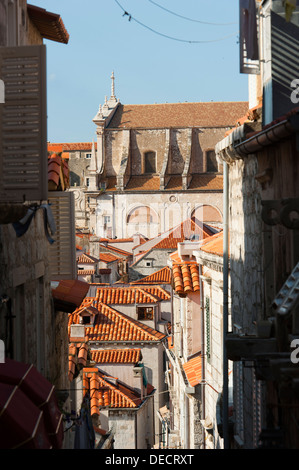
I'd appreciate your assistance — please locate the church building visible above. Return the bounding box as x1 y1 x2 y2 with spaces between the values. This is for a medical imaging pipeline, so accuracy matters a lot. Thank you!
56 74 248 240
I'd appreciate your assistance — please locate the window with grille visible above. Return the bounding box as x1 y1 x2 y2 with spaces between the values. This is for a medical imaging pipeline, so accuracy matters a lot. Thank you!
144 151 156 174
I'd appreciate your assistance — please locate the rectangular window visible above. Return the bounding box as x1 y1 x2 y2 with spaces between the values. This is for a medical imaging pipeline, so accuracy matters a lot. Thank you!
145 260 153 267
144 151 156 174
137 307 154 320
86 153 92 159
103 216 111 224
206 150 218 173
86 178 90 187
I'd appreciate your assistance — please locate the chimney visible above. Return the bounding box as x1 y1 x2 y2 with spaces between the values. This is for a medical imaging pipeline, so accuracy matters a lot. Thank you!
133 365 145 400
132 233 141 249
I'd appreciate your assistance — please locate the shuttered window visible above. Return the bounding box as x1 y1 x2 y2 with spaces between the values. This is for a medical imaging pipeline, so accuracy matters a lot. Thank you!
0 45 47 202
48 191 76 280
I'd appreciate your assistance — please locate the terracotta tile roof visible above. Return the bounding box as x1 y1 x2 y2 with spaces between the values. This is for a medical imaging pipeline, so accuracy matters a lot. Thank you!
153 219 214 249
188 174 223 191
165 176 182 190
125 176 161 191
183 355 202 387
131 267 171 285
172 263 200 295
68 343 89 382
99 244 131 257
99 238 134 243
200 231 226 257
77 253 99 264
107 102 249 129
90 348 142 364
95 286 170 304
48 153 70 190
131 219 214 267
27 4 69 44
99 252 121 263
77 269 95 275
68 299 166 343
83 368 154 413
48 142 96 152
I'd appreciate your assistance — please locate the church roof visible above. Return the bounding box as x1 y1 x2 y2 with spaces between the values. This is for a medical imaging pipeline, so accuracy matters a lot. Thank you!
107 101 249 129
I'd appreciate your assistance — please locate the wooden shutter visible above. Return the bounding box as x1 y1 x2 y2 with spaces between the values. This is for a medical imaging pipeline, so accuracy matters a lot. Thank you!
48 191 76 280
0 45 47 202
239 0 260 75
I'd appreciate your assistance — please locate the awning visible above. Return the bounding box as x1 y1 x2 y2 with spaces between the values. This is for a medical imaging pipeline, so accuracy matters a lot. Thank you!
183 354 202 387
0 359 64 449
51 279 90 313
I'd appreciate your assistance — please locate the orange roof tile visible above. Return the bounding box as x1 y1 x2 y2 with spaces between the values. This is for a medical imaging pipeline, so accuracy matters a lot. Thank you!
99 252 121 263
188 174 223 191
99 244 131 257
68 300 165 343
90 348 142 364
48 142 96 152
108 102 249 129
48 152 70 190
200 231 226 257
131 219 215 267
77 253 99 264
152 219 214 250
95 286 170 305
77 269 95 275
125 176 161 191
164 176 182 190
131 267 171 285
83 369 154 413
183 355 202 387
68 342 89 381
172 263 200 295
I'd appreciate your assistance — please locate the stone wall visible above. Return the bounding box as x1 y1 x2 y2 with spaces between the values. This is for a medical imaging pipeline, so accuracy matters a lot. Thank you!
228 155 263 448
229 156 263 332
0 210 68 387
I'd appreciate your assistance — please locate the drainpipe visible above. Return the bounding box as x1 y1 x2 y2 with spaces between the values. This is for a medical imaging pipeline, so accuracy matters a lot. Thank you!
222 159 229 449
112 193 115 238
199 264 206 449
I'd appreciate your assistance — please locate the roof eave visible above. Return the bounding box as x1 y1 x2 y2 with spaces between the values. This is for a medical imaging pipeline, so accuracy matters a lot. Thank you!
27 4 70 44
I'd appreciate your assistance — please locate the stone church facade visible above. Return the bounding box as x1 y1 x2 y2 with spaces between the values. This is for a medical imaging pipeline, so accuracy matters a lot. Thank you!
58 74 248 239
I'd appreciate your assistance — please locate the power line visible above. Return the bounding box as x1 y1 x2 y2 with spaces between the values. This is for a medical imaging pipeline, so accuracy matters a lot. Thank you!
146 0 237 26
114 0 238 44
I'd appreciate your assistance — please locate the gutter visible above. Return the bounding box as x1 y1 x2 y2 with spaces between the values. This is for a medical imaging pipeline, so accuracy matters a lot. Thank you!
215 111 299 161
222 161 229 449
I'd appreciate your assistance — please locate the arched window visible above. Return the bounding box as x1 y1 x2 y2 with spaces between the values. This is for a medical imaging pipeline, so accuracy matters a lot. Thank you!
192 205 222 224
127 206 158 224
144 151 156 174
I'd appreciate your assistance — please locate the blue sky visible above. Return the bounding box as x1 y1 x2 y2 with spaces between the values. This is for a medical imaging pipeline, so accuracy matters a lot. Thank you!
30 0 249 143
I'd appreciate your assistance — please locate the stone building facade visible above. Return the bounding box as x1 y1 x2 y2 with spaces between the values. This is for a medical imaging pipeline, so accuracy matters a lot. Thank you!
0 0 74 449
57 76 248 239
